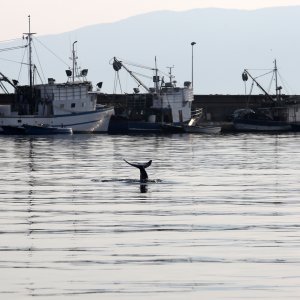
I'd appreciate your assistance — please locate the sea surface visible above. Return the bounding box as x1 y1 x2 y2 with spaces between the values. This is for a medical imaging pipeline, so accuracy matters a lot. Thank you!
0 133 299 300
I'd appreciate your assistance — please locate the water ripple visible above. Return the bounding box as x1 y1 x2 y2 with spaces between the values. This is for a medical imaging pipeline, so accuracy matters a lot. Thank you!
0 133 300 299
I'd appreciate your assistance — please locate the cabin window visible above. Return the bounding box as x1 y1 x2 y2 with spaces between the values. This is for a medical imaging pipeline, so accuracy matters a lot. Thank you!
71 103 76 108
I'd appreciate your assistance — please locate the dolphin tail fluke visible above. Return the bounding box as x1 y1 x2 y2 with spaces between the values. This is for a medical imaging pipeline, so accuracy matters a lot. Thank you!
144 160 152 168
123 159 152 182
123 159 152 169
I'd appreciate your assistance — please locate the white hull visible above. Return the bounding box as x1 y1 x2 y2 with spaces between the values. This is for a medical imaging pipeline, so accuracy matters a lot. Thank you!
0 107 114 133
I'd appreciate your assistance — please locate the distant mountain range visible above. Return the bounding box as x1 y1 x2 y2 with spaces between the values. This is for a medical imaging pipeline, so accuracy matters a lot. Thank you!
1 6 300 95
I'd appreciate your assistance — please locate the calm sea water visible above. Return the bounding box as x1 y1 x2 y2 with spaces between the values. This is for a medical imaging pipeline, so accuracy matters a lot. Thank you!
0 133 299 299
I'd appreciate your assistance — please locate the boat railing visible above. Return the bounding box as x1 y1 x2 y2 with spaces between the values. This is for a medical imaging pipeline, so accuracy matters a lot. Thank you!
191 108 203 118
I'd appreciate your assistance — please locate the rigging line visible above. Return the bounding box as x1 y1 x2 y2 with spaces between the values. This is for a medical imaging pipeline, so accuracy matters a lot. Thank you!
278 72 293 94
246 81 254 107
246 68 273 71
113 71 117 94
267 72 275 94
131 71 152 80
35 37 70 68
117 58 155 71
117 72 123 94
114 71 121 94
0 45 27 52
34 66 44 85
17 46 27 82
158 70 172 78
0 37 21 44
32 40 46 83
253 70 274 80
113 72 116 94
0 57 30 65
0 81 9 94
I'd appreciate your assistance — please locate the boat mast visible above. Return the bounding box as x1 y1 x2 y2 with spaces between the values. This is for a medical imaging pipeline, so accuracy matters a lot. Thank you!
24 15 36 97
154 57 164 123
72 41 78 82
154 56 159 94
274 59 279 101
167 65 174 85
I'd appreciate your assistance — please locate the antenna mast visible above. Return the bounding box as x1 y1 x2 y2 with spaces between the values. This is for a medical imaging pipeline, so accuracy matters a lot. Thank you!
167 65 174 84
154 56 159 94
23 15 36 96
72 41 78 82
274 59 279 101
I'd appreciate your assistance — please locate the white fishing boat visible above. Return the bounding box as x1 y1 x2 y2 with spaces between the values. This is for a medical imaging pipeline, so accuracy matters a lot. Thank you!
0 17 114 133
107 57 193 134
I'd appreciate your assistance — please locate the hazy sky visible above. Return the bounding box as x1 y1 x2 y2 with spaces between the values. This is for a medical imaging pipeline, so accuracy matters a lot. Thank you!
1 0 300 40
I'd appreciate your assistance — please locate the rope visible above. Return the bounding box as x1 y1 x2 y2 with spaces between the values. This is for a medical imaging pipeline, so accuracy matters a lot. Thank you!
254 70 273 80
246 81 254 108
17 45 27 82
0 38 21 44
0 45 27 52
117 58 154 71
113 71 123 94
267 72 275 94
278 71 293 95
113 72 117 94
34 65 44 85
35 37 70 68
0 57 28 65
117 72 123 94
32 40 46 84
0 81 9 94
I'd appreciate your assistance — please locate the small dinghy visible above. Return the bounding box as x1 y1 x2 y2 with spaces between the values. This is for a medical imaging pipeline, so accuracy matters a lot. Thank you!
23 124 73 135
184 124 221 134
184 109 221 134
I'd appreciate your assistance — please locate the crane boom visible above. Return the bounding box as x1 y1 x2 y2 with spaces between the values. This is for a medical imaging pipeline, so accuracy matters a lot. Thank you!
113 57 151 93
243 69 274 102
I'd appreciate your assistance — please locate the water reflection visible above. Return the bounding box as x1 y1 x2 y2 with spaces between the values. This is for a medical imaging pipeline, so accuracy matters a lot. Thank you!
140 183 148 193
0 133 299 299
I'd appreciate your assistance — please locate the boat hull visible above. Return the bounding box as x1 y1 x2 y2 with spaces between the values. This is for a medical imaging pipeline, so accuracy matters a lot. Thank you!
291 123 300 132
233 119 292 132
23 125 73 135
108 116 186 134
0 108 114 133
108 116 162 134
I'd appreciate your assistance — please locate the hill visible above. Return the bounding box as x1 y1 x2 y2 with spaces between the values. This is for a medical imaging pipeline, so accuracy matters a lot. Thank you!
1 6 300 95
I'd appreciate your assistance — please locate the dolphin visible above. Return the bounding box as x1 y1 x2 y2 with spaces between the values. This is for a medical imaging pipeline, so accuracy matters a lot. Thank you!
124 159 152 183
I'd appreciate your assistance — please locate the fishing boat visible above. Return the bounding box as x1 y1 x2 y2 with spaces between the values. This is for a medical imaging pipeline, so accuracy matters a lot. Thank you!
233 108 291 132
0 16 114 134
233 60 297 132
105 57 193 134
